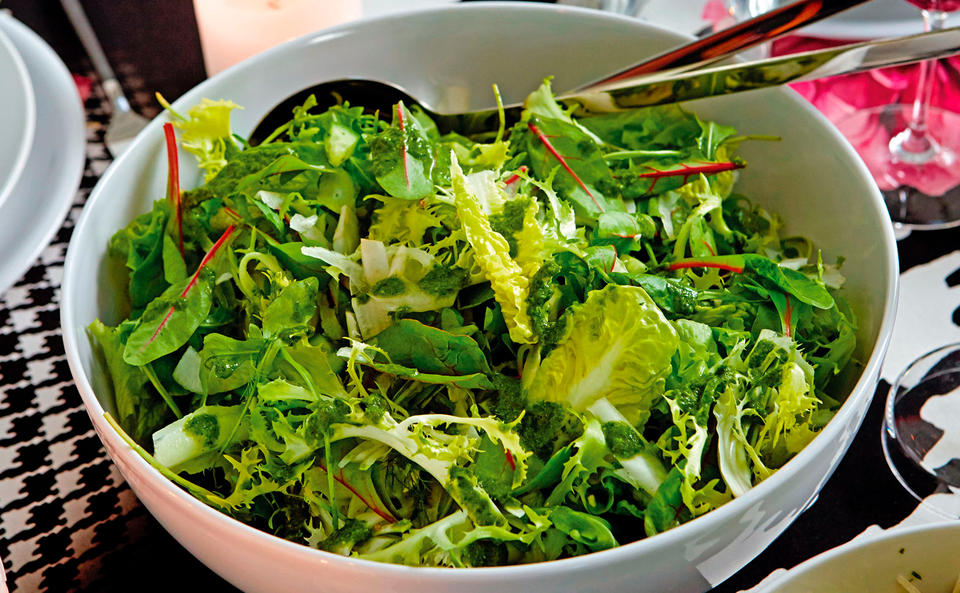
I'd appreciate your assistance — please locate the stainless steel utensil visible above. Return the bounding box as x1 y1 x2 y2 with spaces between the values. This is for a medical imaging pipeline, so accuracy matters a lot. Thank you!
577 0 873 87
59 0 148 157
249 26 960 141
242 0 871 141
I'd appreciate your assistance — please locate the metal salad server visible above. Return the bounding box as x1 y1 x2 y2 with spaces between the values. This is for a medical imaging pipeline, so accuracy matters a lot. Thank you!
59 0 149 157
249 25 960 142
248 0 874 141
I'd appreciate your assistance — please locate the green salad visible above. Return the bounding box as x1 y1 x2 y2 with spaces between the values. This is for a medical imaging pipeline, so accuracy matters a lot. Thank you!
90 79 857 566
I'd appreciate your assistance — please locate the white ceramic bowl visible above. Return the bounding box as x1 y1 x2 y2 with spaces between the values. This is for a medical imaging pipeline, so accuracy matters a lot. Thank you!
755 523 960 593
61 4 899 593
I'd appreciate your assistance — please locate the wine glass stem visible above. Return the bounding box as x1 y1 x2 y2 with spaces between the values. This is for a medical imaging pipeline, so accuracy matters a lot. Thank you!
889 9 948 165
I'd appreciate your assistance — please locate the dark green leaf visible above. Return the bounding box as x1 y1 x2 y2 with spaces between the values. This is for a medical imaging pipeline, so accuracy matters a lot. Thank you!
175 333 267 395
372 319 490 376
265 241 330 279
369 103 436 200
89 320 168 443
122 271 214 366
108 200 170 309
513 443 573 495
514 115 610 217
162 234 187 284
471 435 516 500
252 198 285 233
644 466 688 536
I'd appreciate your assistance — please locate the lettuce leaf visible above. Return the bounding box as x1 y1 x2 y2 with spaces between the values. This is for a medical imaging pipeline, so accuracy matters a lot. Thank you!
526 284 678 426
450 156 537 344
165 98 242 181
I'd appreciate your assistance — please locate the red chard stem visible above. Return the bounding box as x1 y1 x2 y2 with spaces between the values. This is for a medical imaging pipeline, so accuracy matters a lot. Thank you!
528 122 603 211
639 160 745 193
181 224 236 297
141 225 236 352
163 123 185 258
503 165 529 186
783 295 793 338
667 260 744 273
319 461 396 523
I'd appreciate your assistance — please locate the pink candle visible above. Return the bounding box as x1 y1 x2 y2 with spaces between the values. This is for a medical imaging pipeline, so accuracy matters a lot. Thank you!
193 0 361 75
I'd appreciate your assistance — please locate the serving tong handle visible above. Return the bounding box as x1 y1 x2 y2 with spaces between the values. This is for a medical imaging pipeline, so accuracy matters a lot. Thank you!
573 0 874 92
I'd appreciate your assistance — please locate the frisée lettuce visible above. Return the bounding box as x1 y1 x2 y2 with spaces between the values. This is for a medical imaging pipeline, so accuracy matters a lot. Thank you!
89 79 857 567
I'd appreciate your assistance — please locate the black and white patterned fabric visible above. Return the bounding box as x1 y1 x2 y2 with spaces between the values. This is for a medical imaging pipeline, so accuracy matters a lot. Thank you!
0 77 158 593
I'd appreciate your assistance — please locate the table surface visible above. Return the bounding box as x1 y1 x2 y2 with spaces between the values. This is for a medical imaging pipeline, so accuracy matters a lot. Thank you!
1 1 959 592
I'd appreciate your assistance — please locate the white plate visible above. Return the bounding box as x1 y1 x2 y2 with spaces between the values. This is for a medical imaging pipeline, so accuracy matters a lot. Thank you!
0 21 36 210
0 15 85 295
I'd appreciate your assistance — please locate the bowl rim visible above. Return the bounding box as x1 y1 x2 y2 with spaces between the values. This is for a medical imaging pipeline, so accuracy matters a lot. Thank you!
753 521 960 592
61 0 900 578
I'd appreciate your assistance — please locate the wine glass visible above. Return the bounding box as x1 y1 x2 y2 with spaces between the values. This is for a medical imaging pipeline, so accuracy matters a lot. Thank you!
831 0 960 230
863 0 960 520
883 343 960 519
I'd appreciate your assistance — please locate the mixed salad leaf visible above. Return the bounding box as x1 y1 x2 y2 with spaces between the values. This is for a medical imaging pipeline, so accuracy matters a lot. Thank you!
90 79 857 566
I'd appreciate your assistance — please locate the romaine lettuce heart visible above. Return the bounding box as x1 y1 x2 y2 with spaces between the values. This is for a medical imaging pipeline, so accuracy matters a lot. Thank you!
525 284 678 427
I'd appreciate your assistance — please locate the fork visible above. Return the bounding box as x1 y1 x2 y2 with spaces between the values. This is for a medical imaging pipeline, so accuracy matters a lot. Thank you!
59 0 148 157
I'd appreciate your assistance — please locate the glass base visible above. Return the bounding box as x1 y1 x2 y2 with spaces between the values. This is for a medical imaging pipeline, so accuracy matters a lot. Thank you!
884 185 960 231
833 104 960 230
883 344 960 519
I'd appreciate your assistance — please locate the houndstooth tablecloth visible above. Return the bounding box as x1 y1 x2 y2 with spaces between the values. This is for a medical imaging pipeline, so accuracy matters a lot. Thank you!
0 76 177 593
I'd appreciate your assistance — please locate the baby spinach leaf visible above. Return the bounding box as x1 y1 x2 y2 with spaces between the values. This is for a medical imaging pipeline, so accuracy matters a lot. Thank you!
471 435 516 500
372 319 489 376
123 270 214 366
174 334 268 395
580 104 701 150
162 234 187 284
359 359 493 390
108 200 170 309
513 115 610 217
513 443 574 496
370 103 435 200
643 466 688 537
280 339 347 398
265 241 330 279
696 116 737 159
671 254 834 309
743 255 834 309
252 198 285 234
622 274 698 317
